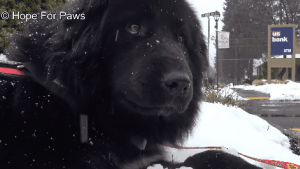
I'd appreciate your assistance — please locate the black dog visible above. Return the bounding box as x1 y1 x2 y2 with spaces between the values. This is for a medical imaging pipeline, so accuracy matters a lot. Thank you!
0 0 261 168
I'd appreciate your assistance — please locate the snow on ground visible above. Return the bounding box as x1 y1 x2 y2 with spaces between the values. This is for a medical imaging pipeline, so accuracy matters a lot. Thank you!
162 102 300 169
273 54 300 59
0 54 20 65
233 81 300 100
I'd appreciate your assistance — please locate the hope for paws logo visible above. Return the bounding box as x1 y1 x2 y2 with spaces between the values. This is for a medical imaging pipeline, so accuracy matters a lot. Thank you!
1 11 85 22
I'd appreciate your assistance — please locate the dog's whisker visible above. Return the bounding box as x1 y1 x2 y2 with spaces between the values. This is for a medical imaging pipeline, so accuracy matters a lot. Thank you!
115 29 119 42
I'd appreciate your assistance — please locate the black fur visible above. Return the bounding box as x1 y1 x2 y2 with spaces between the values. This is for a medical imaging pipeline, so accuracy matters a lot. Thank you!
0 0 260 168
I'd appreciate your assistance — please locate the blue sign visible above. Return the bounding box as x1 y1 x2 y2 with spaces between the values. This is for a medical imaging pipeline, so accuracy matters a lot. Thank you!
271 27 293 55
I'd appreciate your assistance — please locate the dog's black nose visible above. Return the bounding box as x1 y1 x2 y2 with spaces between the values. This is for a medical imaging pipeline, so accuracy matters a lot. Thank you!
164 72 191 95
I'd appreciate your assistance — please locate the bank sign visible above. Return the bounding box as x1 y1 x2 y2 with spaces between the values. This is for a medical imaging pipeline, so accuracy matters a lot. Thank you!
271 27 293 55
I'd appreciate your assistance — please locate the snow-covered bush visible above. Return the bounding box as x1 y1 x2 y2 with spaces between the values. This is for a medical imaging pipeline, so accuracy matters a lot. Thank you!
202 84 243 108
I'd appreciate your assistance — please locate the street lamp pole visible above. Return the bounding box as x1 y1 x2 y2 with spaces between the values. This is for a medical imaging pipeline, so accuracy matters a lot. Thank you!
201 11 221 89
214 11 220 89
208 17 210 66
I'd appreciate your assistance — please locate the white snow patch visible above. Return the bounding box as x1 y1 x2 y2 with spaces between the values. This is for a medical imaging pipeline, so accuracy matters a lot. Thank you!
234 81 300 100
0 54 21 65
164 102 300 168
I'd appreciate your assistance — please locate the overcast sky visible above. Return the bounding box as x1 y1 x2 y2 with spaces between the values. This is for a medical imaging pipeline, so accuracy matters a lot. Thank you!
187 0 226 67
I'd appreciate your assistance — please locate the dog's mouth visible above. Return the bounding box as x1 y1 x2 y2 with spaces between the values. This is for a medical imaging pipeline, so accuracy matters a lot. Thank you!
123 98 179 116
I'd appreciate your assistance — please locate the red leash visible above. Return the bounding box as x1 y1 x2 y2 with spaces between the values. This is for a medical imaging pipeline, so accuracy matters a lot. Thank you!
0 67 24 76
165 143 300 169
0 65 25 76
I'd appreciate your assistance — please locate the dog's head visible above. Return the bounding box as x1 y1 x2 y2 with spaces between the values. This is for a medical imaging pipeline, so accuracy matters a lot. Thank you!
99 0 208 144
7 0 207 147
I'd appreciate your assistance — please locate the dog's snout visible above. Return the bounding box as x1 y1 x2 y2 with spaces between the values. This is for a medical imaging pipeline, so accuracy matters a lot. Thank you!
164 72 191 95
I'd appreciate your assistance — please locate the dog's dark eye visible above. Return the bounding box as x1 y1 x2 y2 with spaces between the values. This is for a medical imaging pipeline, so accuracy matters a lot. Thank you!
178 35 184 44
127 24 140 34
